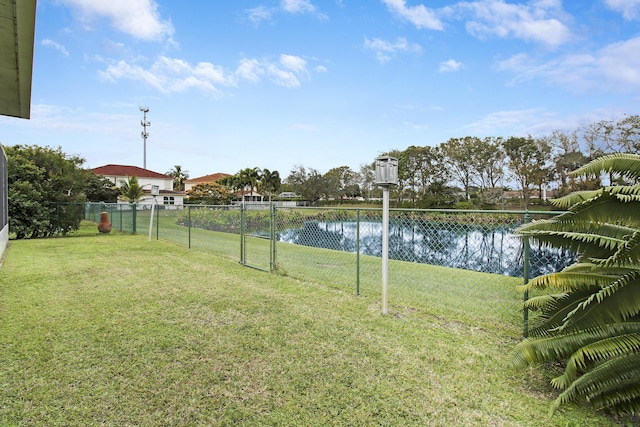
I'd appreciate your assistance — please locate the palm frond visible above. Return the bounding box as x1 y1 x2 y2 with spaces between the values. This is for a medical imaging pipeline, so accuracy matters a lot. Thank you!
552 333 640 389
551 190 602 209
521 271 620 293
589 380 640 415
551 352 640 415
599 231 640 267
556 272 640 332
525 290 597 338
570 153 640 181
512 323 640 368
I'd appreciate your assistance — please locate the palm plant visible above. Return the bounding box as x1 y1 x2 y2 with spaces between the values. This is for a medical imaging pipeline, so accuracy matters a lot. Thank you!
238 167 261 202
119 176 144 203
260 168 281 202
166 165 189 192
512 153 640 415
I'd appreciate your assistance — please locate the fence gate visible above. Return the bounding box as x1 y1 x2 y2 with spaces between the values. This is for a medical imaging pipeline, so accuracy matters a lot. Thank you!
240 204 274 272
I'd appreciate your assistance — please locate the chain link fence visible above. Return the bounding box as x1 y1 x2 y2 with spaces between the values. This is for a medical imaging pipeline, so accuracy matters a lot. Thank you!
0 146 7 258
46 202 570 333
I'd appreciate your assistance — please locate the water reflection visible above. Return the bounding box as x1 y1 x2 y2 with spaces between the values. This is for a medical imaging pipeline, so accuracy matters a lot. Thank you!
278 220 575 278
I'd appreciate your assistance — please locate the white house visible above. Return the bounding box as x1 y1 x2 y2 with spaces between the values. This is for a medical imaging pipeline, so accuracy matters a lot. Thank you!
92 164 184 206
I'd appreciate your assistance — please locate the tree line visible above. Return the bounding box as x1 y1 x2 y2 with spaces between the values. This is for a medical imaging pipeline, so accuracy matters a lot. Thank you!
4 114 638 237
284 114 640 208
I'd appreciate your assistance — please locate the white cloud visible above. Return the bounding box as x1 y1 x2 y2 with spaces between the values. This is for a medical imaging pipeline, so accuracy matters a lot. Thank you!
381 0 444 30
363 36 422 62
97 54 316 92
497 36 640 90
463 108 551 136
244 0 325 24
281 0 316 14
59 0 174 42
265 55 310 87
439 59 464 72
280 54 307 73
457 0 572 47
98 56 234 94
245 6 275 25
604 0 640 20
463 108 629 138
236 58 264 82
42 39 69 57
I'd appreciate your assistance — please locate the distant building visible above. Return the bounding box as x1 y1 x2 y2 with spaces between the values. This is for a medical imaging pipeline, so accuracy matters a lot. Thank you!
278 192 300 199
184 172 231 192
92 164 184 206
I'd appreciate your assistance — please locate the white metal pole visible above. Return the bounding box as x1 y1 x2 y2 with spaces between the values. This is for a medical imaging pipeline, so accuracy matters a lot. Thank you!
148 197 155 242
381 185 390 314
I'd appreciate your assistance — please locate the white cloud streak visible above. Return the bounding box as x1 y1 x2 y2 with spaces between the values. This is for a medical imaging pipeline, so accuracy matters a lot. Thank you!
280 0 316 14
42 39 70 57
381 0 443 30
97 54 316 93
245 6 275 25
497 36 640 91
439 59 464 72
604 0 640 20
59 0 174 41
456 0 572 47
380 0 572 47
363 36 422 62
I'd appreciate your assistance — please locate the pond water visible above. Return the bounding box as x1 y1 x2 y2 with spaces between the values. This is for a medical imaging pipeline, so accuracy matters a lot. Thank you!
278 220 575 278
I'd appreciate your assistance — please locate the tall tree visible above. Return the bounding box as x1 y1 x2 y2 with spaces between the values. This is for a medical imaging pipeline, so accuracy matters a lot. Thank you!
238 167 261 202
398 146 424 204
259 168 281 202
441 137 479 200
357 163 377 199
323 166 357 201
503 136 552 207
513 153 640 415
548 130 593 197
286 165 326 205
166 165 189 192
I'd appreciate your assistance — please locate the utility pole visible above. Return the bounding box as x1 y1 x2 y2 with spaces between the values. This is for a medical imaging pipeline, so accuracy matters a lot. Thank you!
140 107 150 169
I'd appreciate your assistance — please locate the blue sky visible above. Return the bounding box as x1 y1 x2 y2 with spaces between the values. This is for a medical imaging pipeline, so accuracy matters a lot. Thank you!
1 0 639 179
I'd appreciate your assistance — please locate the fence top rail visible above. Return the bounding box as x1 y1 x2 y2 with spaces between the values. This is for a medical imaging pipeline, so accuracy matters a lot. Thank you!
67 201 565 217
273 205 563 216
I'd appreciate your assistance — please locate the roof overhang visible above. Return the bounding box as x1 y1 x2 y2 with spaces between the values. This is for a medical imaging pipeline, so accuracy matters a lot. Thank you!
0 0 36 119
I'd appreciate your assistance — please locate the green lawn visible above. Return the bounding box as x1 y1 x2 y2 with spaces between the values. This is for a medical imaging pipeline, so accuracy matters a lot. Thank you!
0 223 630 426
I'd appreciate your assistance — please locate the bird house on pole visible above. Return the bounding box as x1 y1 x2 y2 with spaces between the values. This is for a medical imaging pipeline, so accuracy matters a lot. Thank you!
375 156 398 187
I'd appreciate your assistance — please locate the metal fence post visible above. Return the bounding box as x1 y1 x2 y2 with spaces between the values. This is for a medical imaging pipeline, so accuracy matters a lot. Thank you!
188 205 191 249
356 208 360 296
56 202 60 236
523 211 531 338
240 204 245 264
132 203 137 234
271 204 276 273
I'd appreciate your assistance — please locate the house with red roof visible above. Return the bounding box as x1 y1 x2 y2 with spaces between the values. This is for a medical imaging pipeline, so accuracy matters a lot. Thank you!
92 164 184 206
183 172 231 192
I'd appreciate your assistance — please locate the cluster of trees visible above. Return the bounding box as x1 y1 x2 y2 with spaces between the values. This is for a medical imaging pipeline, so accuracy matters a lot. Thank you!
283 115 640 208
6 145 119 238
186 167 281 205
